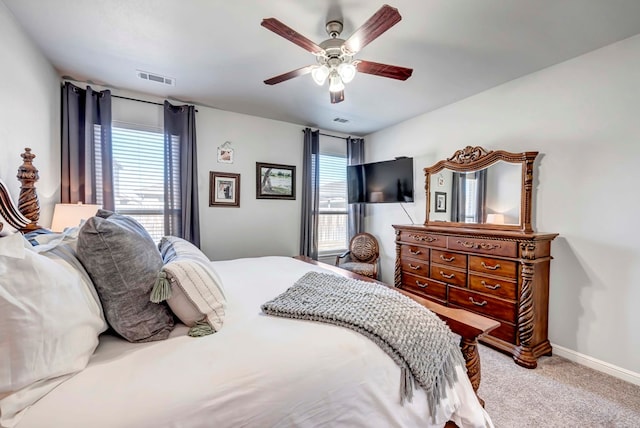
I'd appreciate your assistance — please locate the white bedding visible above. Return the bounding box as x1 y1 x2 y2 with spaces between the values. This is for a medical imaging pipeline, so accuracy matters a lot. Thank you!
16 256 493 428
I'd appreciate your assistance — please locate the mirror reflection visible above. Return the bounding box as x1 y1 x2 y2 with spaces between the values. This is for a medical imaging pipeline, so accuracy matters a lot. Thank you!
429 160 522 225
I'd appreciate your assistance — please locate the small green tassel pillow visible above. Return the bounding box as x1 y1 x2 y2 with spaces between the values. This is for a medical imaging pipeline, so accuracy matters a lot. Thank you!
152 236 226 337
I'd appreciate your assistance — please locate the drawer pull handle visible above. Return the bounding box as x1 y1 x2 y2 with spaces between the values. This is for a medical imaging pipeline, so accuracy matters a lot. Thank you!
440 255 456 262
415 280 428 288
469 297 488 307
457 240 501 250
481 261 501 270
409 234 437 243
481 280 501 290
408 264 421 270
439 271 455 279
409 249 422 255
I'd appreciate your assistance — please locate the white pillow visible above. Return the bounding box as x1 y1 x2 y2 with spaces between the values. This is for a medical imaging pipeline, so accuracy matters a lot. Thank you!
157 236 226 336
0 233 107 427
162 260 226 334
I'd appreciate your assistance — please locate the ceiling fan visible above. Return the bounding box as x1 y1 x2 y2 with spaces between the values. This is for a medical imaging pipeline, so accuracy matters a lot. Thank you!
261 4 413 104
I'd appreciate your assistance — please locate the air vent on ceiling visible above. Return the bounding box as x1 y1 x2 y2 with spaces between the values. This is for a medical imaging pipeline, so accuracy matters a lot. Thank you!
333 117 349 123
136 70 175 86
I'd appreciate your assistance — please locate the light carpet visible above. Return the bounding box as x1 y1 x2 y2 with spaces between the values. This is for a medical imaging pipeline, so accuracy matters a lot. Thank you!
477 345 640 427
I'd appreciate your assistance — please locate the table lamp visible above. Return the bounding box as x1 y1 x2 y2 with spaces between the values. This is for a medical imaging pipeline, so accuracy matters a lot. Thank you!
50 202 101 232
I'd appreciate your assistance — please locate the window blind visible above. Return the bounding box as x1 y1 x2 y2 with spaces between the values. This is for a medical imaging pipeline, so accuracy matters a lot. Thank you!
318 153 348 252
103 124 165 241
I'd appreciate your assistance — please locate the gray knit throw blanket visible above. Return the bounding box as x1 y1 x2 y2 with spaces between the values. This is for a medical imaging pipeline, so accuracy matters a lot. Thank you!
261 271 465 418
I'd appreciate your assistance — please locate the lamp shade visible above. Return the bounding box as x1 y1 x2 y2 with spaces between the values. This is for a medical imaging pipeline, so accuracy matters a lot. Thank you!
369 191 384 203
328 72 345 93
311 65 330 85
486 213 505 225
50 203 101 232
337 62 356 83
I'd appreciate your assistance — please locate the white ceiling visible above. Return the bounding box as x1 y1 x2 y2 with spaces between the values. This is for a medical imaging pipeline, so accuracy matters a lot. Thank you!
4 0 640 135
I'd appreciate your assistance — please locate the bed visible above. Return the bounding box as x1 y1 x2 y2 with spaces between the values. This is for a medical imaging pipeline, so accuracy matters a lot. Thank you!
0 150 498 428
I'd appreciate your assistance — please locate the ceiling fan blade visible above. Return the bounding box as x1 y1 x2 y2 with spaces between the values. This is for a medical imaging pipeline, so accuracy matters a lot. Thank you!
330 90 345 104
264 65 314 85
343 5 402 54
356 60 413 81
261 18 325 55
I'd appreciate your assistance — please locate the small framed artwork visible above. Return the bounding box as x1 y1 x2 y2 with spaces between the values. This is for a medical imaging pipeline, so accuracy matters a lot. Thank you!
209 171 240 207
256 162 296 200
435 191 447 212
217 146 234 164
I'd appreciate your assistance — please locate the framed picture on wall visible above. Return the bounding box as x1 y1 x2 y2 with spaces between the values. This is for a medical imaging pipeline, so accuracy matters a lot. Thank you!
217 141 234 164
209 171 240 207
217 147 234 164
256 162 296 200
435 191 447 213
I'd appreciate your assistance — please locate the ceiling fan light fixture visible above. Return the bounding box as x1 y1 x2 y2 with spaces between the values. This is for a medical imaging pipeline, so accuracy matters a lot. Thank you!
311 65 330 85
328 72 345 93
337 62 356 83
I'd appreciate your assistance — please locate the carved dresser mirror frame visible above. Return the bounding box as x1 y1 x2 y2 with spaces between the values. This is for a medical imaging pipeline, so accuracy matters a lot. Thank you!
424 146 538 233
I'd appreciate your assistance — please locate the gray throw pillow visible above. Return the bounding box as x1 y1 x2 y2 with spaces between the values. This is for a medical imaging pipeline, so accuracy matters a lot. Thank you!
77 209 174 342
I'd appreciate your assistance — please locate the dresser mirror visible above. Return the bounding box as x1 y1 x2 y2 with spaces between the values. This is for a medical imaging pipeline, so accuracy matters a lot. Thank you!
424 146 537 233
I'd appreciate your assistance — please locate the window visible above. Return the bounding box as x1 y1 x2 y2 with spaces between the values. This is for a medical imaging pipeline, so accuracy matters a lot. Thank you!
318 151 348 253
464 173 479 223
100 123 166 241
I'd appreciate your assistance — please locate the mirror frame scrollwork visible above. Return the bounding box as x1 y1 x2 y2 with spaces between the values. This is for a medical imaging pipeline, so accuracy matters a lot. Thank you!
424 146 538 233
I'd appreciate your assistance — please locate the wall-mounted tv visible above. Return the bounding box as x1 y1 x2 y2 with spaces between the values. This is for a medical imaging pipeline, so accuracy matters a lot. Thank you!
347 157 414 204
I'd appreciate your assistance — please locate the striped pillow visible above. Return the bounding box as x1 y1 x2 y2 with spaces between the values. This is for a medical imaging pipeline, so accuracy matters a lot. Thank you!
155 237 226 336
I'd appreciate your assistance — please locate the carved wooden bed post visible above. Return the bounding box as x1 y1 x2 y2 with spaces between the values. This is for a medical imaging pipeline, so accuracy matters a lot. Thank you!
16 148 41 231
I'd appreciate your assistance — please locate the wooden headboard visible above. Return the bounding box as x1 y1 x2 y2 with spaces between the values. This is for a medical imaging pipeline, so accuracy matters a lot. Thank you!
0 148 41 233
0 180 31 232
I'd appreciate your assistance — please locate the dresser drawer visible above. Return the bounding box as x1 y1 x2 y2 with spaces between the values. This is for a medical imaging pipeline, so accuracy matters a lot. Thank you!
486 321 516 344
448 236 517 257
400 245 429 262
449 287 517 323
430 265 467 287
469 274 517 300
400 231 446 248
432 250 466 269
400 259 429 276
401 273 447 301
469 255 517 279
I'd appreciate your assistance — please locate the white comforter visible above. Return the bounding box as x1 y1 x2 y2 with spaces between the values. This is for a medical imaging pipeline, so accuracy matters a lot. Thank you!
17 256 493 428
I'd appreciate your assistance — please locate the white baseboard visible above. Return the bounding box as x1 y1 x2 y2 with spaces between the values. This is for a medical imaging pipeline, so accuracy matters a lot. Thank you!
552 343 640 386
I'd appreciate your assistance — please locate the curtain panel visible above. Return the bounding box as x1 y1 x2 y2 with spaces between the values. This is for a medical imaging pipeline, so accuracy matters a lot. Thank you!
347 137 365 239
299 128 320 259
163 101 200 247
61 82 114 210
451 170 488 223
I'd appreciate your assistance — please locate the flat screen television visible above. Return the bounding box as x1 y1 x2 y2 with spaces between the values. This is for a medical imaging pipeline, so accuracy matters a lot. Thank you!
347 157 414 204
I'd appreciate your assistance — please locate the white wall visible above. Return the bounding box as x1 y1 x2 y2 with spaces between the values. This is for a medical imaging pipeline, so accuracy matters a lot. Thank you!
196 109 304 260
365 34 640 376
0 1 60 227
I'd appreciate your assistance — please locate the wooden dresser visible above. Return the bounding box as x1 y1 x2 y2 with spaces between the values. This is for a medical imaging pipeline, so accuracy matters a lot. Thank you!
394 225 556 368
398 146 558 368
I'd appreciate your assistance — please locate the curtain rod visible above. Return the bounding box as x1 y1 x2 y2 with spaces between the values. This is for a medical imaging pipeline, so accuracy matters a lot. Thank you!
112 94 198 112
302 129 350 140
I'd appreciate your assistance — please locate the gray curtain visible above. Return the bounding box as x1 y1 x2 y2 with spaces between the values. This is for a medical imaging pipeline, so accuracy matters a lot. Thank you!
476 169 488 222
299 128 320 259
347 136 365 239
61 82 114 209
163 101 200 247
451 172 465 222
451 170 487 223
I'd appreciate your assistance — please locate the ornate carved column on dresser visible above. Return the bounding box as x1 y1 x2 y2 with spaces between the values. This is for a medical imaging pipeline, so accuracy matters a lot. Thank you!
394 146 558 368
